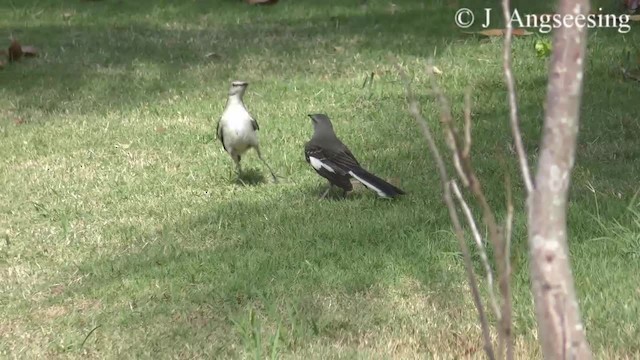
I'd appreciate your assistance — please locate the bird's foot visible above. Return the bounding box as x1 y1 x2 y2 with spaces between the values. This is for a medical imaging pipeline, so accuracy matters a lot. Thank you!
318 186 332 200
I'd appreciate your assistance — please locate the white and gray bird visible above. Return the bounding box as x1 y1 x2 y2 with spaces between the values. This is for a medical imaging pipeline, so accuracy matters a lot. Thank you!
216 81 277 181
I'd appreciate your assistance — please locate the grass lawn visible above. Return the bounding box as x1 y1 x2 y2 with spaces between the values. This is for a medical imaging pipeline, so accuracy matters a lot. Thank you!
1 0 639 358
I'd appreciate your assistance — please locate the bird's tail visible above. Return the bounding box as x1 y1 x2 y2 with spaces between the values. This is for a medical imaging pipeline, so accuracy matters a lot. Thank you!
348 167 405 198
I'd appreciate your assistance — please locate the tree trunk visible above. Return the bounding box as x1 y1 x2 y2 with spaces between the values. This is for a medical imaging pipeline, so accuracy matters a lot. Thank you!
527 0 592 358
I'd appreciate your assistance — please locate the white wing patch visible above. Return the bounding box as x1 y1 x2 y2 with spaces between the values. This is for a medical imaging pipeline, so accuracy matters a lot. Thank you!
309 156 335 173
348 171 388 198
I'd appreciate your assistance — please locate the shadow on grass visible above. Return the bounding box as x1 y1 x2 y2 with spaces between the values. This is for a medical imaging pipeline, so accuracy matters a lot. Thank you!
233 168 268 186
53 183 464 355
52 171 640 356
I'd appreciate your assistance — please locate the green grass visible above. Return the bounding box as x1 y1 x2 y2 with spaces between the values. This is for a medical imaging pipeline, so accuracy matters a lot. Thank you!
1 0 639 358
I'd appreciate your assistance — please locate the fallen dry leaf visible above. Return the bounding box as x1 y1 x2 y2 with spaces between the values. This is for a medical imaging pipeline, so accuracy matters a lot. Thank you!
387 3 398 15
21 45 37 57
333 46 345 53
8 39 23 62
464 28 533 37
431 66 443 75
386 177 402 188
50 284 65 295
629 14 640 21
245 0 278 4
41 305 68 320
63 12 73 20
14 117 26 125
350 179 365 192
155 126 166 133
204 52 221 60
621 67 640 82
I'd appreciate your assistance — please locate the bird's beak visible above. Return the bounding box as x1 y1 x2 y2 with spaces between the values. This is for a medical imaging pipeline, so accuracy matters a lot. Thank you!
307 114 316 123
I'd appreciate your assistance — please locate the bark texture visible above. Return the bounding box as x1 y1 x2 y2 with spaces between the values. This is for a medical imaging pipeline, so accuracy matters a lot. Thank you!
528 0 592 358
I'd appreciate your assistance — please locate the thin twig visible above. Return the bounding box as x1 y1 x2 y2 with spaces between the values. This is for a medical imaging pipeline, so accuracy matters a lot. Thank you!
505 175 514 282
451 180 501 321
502 0 533 195
80 324 101 348
425 62 512 360
427 63 470 187
501 1 522 358
398 63 496 360
463 88 472 158
452 148 469 187
503 173 515 360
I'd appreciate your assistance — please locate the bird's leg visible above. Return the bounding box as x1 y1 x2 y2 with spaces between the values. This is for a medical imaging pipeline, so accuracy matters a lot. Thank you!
233 154 242 175
254 147 278 182
232 154 246 185
319 182 332 200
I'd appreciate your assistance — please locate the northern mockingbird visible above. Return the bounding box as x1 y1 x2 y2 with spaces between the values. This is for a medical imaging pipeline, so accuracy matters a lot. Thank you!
304 113 405 199
216 81 277 181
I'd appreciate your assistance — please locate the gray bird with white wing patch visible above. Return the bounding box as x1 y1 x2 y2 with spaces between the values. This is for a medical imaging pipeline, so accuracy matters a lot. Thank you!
304 113 405 199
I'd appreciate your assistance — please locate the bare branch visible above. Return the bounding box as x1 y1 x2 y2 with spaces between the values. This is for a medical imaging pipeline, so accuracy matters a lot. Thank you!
398 64 496 360
504 174 513 274
463 88 472 158
527 0 593 358
502 0 534 194
451 180 501 321
452 150 469 188
426 64 513 359
503 173 515 360
426 64 470 187
504 175 514 291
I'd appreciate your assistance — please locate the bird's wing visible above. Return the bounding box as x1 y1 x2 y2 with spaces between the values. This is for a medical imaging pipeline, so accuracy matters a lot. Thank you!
342 147 361 167
216 119 224 145
249 115 259 131
304 143 360 175
304 142 354 191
